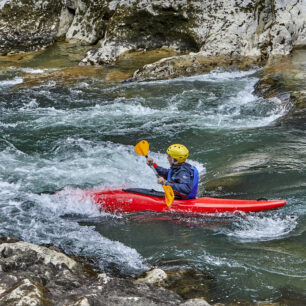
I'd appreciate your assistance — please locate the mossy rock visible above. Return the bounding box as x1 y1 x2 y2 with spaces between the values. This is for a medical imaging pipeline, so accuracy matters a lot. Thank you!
105 69 132 82
162 269 214 300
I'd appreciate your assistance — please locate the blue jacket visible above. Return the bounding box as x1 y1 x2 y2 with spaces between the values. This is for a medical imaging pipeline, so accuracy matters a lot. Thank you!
155 162 199 199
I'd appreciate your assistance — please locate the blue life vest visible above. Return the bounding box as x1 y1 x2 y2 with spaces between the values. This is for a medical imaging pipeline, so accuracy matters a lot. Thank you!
167 166 199 199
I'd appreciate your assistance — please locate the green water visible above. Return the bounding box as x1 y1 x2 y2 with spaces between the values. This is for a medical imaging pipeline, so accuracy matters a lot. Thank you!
0 46 305 304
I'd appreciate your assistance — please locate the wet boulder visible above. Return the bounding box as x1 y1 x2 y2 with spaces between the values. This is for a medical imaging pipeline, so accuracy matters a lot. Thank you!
130 54 261 81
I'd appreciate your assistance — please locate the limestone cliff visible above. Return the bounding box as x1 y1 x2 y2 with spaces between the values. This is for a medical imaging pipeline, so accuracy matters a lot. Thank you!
0 0 305 64
79 0 306 65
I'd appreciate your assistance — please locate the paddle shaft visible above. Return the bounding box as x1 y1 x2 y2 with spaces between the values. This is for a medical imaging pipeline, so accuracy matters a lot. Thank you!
145 155 159 178
146 156 173 207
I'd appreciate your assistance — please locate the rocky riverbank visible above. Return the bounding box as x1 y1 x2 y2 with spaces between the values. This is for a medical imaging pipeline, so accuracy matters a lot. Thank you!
0 237 214 305
1 0 305 89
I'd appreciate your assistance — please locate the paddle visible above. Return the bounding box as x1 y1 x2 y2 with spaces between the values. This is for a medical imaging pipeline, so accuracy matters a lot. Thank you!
135 140 174 207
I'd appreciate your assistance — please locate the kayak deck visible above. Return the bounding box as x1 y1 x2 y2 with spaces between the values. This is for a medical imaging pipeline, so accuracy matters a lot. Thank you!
85 188 286 214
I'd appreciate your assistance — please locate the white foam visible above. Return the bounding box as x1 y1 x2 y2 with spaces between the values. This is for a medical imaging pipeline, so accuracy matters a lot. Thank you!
0 180 21 199
200 251 243 268
77 82 90 88
7 67 59 74
191 81 290 129
0 77 23 86
0 121 18 128
20 68 45 74
94 99 158 116
20 99 39 110
176 69 259 82
0 138 205 197
227 215 298 241
115 71 289 130
42 188 103 217
0 178 148 273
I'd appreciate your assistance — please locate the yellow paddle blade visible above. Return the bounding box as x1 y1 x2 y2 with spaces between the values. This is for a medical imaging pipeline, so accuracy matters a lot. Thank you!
135 140 149 157
163 185 174 207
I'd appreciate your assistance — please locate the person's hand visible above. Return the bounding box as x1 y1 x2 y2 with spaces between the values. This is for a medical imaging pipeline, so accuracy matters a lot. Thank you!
146 157 154 166
157 176 167 185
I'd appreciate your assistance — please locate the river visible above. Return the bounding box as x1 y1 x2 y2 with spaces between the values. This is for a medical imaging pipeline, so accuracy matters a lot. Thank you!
0 46 305 304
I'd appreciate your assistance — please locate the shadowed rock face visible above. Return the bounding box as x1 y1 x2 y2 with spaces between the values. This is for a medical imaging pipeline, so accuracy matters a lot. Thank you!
0 237 201 305
0 0 305 64
0 0 63 55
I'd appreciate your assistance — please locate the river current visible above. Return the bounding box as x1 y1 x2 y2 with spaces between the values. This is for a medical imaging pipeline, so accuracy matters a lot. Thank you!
0 51 305 303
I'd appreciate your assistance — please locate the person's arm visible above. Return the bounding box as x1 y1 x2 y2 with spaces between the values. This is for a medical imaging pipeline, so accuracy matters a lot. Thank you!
146 157 169 179
154 164 169 179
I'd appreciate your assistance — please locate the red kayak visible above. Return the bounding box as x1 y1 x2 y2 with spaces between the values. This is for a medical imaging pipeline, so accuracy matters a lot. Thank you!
85 188 286 214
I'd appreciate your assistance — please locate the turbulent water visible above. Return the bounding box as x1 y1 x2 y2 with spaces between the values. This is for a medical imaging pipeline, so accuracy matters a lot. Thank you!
0 61 305 303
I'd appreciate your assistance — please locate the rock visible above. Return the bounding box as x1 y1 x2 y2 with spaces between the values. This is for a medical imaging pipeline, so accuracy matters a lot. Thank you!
203 176 244 196
0 240 80 272
161 269 214 301
79 0 200 65
80 41 132 65
198 0 306 58
136 267 214 303
270 1 306 55
57 7 75 39
135 268 168 285
72 297 91 306
107 47 180 81
254 49 306 108
180 298 211 306
79 0 305 65
0 237 189 305
131 54 261 81
104 69 132 82
0 278 49 306
0 50 43 69
0 0 63 54
65 1 106 45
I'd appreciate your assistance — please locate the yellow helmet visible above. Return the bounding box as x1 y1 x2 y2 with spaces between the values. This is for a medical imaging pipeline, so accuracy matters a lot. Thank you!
166 144 189 163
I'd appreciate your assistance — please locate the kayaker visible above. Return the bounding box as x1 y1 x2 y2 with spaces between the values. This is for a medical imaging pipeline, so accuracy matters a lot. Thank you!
146 144 199 199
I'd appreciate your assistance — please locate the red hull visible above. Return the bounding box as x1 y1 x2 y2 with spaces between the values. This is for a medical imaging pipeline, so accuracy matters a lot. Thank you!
86 189 286 214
